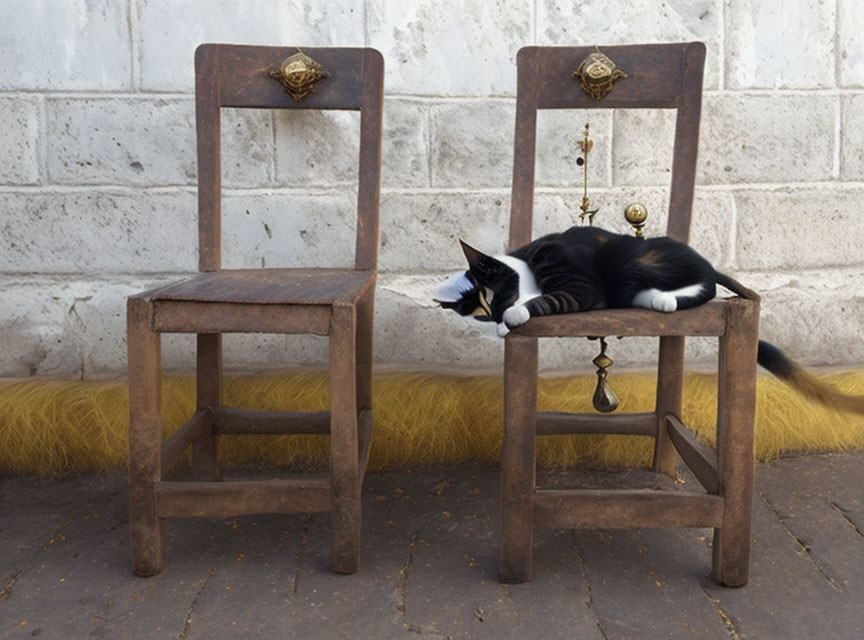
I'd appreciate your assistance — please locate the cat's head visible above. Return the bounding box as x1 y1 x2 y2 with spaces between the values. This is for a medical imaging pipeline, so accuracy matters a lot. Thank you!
432 240 520 323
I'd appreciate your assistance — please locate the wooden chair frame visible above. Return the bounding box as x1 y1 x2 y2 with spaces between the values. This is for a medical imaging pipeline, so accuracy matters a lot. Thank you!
127 45 383 576
499 43 761 587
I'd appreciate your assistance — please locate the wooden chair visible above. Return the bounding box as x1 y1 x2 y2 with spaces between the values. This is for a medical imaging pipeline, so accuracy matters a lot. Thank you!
500 43 761 587
127 45 383 576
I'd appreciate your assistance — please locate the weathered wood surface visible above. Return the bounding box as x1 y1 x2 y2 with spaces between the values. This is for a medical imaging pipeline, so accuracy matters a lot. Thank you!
155 478 331 517
161 408 212 473
357 408 373 479
501 41 762 588
521 43 704 111
509 42 705 249
712 297 760 587
213 406 331 434
667 414 720 494
195 46 382 272
126 44 382 578
4 456 864 639
152 300 333 335
512 300 728 338
533 488 724 529
201 45 368 111
329 303 361 574
194 333 221 481
654 335 686 475
148 269 375 306
127 296 164 577
536 411 655 436
499 335 538 583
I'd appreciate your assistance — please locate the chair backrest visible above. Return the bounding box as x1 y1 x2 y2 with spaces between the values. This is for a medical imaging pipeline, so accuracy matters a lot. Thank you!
194 44 384 272
509 42 705 250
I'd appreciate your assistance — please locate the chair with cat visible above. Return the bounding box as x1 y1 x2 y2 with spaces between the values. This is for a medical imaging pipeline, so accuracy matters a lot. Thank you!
498 42 760 587
126 44 383 576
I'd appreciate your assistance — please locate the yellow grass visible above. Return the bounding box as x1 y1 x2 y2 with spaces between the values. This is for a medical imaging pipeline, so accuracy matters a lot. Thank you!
2 369 864 475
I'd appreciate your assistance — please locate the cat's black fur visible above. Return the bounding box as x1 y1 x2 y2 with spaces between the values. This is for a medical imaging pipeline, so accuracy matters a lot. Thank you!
439 226 717 328
434 225 864 415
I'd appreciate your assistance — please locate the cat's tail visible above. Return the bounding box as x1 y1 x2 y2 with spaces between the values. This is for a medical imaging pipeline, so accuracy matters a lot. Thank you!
715 272 760 301
716 273 864 414
758 341 864 415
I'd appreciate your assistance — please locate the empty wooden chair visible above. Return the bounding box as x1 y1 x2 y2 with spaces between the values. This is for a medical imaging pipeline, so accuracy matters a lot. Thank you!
127 44 383 576
499 42 760 587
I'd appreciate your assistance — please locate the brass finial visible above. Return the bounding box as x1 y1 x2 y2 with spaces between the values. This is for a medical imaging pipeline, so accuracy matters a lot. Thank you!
572 46 628 101
578 123 599 225
624 202 648 238
267 49 329 101
592 337 619 412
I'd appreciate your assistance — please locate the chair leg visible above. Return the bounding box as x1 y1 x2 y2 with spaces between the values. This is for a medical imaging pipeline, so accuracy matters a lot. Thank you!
500 335 538 583
712 300 759 587
127 298 164 576
654 336 685 476
355 288 374 474
329 305 360 574
194 333 222 481
355 288 374 415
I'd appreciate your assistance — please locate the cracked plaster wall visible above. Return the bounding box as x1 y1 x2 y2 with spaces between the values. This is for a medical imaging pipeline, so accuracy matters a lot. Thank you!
1 0 863 378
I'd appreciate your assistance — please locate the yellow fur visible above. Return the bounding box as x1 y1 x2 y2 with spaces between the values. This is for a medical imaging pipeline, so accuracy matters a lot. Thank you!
2 369 864 475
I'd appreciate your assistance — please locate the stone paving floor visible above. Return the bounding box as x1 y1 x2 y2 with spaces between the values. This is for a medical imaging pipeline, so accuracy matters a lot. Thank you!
2 452 863 639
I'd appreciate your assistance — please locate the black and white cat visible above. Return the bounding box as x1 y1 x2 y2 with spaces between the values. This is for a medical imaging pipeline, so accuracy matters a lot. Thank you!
434 226 723 337
433 225 864 414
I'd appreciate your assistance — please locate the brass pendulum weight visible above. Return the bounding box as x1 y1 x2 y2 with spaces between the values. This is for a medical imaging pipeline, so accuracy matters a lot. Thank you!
592 337 620 413
578 122 617 411
588 202 649 412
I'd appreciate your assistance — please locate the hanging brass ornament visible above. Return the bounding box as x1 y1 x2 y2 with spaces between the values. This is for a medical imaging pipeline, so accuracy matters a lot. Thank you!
578 123 600 225
572 46 628 101
267 50 329 101
592 337 620 412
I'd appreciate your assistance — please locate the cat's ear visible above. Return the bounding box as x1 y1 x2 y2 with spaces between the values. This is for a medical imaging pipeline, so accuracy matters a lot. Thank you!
433 270 475 303
459 240 492 269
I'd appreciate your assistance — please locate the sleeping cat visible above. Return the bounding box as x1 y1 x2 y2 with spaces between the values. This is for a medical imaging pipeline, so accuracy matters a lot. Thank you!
433 225 864 414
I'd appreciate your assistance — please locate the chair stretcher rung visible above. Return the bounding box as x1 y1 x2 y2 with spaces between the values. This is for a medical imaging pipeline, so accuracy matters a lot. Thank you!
155 479 331 517
161 409 212 472
536 411 656 436
214 406 331 434
666 415 719 494
533 488 724 529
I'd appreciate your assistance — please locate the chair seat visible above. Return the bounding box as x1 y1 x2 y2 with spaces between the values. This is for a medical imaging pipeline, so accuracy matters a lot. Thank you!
146 268 375 307
512 299 730 338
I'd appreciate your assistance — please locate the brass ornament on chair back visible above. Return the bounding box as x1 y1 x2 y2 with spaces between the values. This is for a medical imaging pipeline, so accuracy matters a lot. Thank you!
572 46 628 101
267 50 329 101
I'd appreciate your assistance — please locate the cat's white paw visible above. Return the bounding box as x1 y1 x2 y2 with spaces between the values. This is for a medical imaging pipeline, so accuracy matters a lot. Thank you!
651 292 678 313
497 323 510 338
503 304 531 328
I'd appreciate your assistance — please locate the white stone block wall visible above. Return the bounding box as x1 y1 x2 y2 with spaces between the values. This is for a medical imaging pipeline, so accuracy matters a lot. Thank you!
1 0 863 378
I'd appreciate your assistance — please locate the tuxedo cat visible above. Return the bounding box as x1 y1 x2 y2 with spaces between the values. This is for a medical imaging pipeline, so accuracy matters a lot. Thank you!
433 225 864 414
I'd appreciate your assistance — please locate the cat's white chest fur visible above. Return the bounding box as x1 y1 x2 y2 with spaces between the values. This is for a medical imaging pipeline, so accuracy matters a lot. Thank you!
495 255 541 304
495 255 540 336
